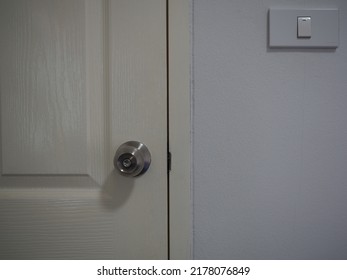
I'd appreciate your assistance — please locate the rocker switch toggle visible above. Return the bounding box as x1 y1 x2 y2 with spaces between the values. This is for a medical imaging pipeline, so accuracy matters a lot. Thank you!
297 16 311 38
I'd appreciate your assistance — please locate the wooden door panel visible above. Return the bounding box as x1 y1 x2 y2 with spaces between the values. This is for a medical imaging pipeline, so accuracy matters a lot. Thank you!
0 0 167 259
1 0 87 174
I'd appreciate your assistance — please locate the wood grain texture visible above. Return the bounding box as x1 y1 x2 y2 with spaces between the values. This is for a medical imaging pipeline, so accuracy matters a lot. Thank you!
0 0 87 174
0 0 168 259
0 187 116 259
109 0 168 259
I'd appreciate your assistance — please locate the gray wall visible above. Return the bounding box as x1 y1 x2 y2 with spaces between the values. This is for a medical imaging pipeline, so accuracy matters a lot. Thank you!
192 0 347 259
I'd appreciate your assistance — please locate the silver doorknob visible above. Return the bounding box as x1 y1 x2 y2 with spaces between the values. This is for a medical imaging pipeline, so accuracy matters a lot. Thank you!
114 141 151 177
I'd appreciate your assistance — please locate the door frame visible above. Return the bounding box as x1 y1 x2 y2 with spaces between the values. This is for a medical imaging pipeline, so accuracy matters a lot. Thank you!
168 0 192 259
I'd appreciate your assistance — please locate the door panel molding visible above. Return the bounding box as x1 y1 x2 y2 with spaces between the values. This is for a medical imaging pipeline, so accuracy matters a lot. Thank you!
85 0 110 185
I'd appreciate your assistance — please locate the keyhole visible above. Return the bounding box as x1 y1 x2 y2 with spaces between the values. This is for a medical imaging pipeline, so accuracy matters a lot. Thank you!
122 158 132 168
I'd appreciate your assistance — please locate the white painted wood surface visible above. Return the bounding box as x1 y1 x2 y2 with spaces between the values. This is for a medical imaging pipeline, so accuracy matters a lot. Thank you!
0 0 167 259
1 0 87 174
168 0 192 260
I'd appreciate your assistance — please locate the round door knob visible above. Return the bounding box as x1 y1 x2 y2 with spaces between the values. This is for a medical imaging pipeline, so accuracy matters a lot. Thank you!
114 141 151 177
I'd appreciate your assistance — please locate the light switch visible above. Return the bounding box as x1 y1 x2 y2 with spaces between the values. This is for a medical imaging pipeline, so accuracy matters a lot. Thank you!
297 16 311 38
269 8 338 48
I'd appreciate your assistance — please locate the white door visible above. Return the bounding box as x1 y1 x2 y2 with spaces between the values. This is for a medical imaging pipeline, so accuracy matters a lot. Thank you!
0 0 168 259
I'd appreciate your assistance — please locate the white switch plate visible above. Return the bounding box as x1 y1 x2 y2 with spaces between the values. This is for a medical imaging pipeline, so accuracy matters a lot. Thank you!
269 8 339 48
